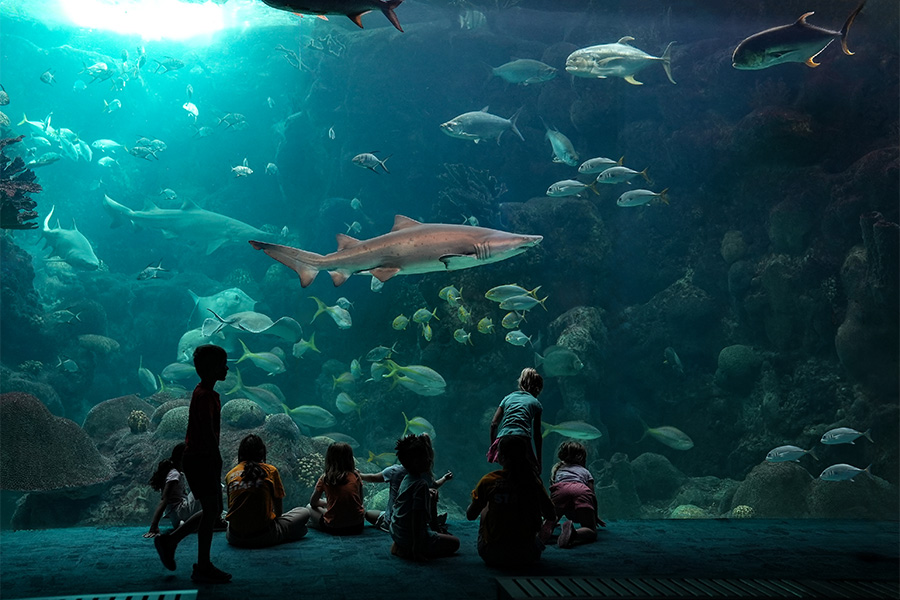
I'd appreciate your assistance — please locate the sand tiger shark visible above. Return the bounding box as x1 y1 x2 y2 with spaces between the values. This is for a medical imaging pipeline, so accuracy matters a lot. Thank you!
103 194 272 254
249 215 542 287
42 205 101 270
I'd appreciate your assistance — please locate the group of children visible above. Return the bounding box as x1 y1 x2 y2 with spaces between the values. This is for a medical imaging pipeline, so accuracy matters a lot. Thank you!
148 345 602 583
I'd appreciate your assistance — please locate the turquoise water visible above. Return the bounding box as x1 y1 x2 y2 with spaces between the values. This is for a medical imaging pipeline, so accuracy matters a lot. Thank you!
0 0 897 529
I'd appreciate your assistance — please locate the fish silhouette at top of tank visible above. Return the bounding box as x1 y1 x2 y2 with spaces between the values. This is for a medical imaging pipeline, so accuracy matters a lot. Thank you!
732 1 866 70
260 0 405 32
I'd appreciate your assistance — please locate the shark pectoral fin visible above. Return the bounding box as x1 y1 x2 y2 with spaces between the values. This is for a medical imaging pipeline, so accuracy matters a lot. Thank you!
329 270 352 286
624 74 643 85
347 10 371 29
439 254 476 269
369 267 401 282
206 238 227 254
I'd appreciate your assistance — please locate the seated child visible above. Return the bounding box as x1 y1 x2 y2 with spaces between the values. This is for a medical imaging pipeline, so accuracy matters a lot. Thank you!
389 434 460 560
145 442 200 538
225 434 310 548
467 435 556 567
544 441 605 548
307 442 365 535
361 461 452 533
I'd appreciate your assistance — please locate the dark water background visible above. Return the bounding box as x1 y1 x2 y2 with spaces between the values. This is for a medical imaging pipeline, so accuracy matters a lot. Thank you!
0 0 898 528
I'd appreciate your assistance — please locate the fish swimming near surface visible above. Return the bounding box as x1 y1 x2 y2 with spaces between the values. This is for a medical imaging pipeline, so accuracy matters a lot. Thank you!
535 345 583 377
236 339 287 376
352 151 391 174
732 1 866 70
617 188 669 208
766 445 818 462
260 0 405 32
491 59 557 85
367 451 397 467
440 106 525 144
283 403 337 429
41 206 101 270
485 284 541 303
250 215 542 287
502 314 528 332
542 421 603 440
202 309 304 343
543 122 579 166
103 194 272 254
819 463 873 482
566 37 675 85
401 412 437 438
640 422 694 450
820 427 873 445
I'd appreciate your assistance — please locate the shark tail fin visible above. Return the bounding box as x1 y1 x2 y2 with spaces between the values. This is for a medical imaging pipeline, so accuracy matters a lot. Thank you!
249 240 322 287
840 0 867 55
660 42 676 84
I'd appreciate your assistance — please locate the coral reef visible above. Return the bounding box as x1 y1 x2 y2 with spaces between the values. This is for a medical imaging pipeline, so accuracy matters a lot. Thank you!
669 504 709 519
149 398 190 429
720 230 748 265
128 410 149 434
264 413 301 441
153 406 190 439
714 345 761 393
295 452 325 488
82 395 155 443
0 393 112 492
730 462 812 518
730 505 754 518
631 452 685 503
221 398 266 429
593 453 641 520
0 136 40 230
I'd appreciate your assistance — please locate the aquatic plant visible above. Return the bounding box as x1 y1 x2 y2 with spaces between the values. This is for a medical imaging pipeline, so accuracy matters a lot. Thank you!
731 505 754 518
0 135 40 230
295 452 324 488
436 163 507 227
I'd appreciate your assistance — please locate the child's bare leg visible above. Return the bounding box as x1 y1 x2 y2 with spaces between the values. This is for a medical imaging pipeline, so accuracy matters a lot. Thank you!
570 507 598 545
306 504 327 527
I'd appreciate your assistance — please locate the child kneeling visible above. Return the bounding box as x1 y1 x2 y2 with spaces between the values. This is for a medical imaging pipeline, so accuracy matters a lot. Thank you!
545 441 605 548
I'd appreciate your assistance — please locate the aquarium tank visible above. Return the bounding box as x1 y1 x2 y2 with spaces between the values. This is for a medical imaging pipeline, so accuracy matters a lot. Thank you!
0 0 897 531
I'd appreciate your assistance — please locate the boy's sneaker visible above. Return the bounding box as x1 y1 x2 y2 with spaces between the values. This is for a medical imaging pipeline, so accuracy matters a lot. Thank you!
558 520 575 549
191 563 232 584
539 518 557 544
153 533 176 571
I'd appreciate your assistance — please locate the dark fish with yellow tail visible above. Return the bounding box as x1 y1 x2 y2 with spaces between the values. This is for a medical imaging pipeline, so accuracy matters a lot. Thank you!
260 0 405 32
732 1 866 70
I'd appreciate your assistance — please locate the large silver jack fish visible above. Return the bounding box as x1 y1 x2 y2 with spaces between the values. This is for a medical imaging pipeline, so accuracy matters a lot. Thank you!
42 205 100 270
103 194 271 254
250 215 542 287
732 1 866 70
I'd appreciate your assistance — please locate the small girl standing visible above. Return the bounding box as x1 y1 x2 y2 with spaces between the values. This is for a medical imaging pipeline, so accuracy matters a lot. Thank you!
545 441 605 548
488 367 544 473
145 442 200 538
307 442 365 535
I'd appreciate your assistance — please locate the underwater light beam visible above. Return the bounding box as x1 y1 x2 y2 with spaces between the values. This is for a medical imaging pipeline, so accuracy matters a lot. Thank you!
59 0 226 41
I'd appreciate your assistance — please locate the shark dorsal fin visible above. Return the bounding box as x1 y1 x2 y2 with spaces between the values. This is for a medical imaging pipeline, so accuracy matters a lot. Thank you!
391 215 422 232
480 105 490 112
181 199 202 211
71 218 78 231
142 198 159 211
335 233 361 251
617 36 635 44
795 11 815 25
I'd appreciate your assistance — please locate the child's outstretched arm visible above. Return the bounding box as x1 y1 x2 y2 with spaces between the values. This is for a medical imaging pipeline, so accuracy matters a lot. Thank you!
359 472 385 483
434 471 453 488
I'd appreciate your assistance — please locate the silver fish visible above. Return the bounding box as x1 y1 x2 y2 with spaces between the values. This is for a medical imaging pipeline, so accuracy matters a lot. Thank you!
491 59 556 85
440 106 524 144
566 37 675 85
732 2 866 70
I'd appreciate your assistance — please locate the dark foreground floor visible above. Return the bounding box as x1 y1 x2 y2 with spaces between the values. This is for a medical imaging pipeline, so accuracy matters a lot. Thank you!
1 519 898 600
